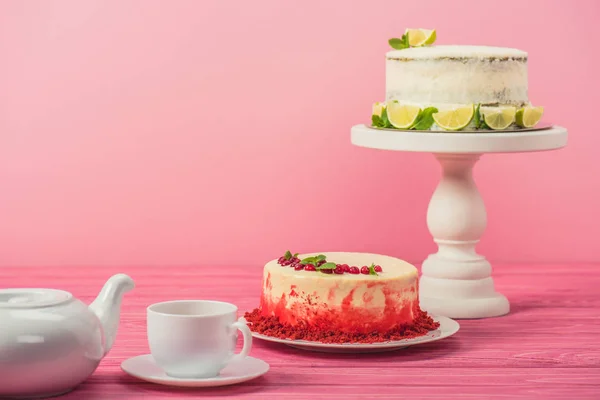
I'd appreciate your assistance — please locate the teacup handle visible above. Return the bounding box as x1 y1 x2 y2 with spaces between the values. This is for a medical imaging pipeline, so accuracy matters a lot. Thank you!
228 319 252 363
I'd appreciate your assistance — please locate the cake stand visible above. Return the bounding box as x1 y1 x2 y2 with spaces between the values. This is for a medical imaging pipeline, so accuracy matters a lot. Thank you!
350 124 568 319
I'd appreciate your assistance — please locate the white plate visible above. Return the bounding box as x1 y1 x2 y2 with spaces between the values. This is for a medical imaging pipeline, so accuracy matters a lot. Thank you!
251 315 459 353
121 355 269 388
368 121 554 133
352 123 567 154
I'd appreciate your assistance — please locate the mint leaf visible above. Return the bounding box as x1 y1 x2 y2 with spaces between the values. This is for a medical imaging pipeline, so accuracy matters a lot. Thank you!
371 114 384 127
389 38 406 49
368 263 378 276
316 262 337 270
293 253 299 258
300 256 316 265
389 33 410 50
301 254 326 265
474 104 490 129
284 250 292 260
413 107 438 130
381 107 392 128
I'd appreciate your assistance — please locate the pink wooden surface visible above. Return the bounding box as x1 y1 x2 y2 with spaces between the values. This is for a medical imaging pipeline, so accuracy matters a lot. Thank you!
1 264 599 399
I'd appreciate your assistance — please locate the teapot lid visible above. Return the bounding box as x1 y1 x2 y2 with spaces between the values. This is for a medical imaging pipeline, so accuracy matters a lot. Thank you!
0 289 72 308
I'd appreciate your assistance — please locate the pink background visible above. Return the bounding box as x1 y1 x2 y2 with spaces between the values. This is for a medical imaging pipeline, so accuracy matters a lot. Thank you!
0 0 598 267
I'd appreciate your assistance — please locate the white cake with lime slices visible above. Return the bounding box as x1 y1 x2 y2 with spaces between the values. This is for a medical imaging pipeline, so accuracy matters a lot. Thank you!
371 29 544 132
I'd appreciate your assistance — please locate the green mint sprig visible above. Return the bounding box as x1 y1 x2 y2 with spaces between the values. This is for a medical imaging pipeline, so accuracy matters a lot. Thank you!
368 263 378 276
300 254 326 265
372 107 392 128
372 114 384 127
317 262 337 270
474 104 489 129
381 107 391 127
389 33 410 50
284 252 381 275
283 250 299 260
300 254 337 273
412 107 438 130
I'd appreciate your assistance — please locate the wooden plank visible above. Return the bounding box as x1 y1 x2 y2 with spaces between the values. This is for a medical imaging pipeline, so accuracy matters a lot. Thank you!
1 264 599 398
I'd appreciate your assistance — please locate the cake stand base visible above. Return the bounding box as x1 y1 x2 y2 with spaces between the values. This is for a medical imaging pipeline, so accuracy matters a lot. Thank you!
418 153 510 319
419 291 509 319
351 124 568 319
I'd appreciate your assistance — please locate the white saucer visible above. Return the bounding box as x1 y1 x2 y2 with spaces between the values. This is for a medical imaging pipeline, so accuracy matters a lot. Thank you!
121 355 269 387
251 315 459 353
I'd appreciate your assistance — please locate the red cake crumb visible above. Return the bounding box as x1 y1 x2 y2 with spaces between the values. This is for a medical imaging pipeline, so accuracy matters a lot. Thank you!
243 308 440 344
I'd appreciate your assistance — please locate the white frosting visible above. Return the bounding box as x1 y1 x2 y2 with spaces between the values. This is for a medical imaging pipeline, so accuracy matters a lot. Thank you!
386 45 527 60
263 252 418 312
386 45 529 106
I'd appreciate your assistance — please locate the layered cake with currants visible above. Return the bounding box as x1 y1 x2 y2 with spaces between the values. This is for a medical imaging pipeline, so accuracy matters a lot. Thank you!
244 251 439 343
371 29 545 132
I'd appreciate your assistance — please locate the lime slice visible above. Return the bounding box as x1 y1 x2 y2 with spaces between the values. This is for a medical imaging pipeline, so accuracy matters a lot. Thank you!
405 29 436 47
386 102 421 129
432 104 474 131
515 106 544 128
481 106 517 130
372 102 386 118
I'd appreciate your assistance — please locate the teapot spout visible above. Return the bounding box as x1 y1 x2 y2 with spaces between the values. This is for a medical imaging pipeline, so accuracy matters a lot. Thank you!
89 273 135 356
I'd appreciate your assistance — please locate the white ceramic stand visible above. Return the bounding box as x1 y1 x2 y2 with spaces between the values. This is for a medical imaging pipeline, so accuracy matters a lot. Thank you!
351 124 568 319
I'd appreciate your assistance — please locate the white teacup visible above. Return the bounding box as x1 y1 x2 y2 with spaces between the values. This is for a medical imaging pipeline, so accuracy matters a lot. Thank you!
147 300 252 379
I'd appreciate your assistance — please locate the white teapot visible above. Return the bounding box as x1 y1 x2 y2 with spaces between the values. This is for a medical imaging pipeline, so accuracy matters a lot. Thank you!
0 274 134 398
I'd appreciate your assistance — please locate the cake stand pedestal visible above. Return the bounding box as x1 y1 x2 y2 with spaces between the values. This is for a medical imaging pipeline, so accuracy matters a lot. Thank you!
351 124 568 319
